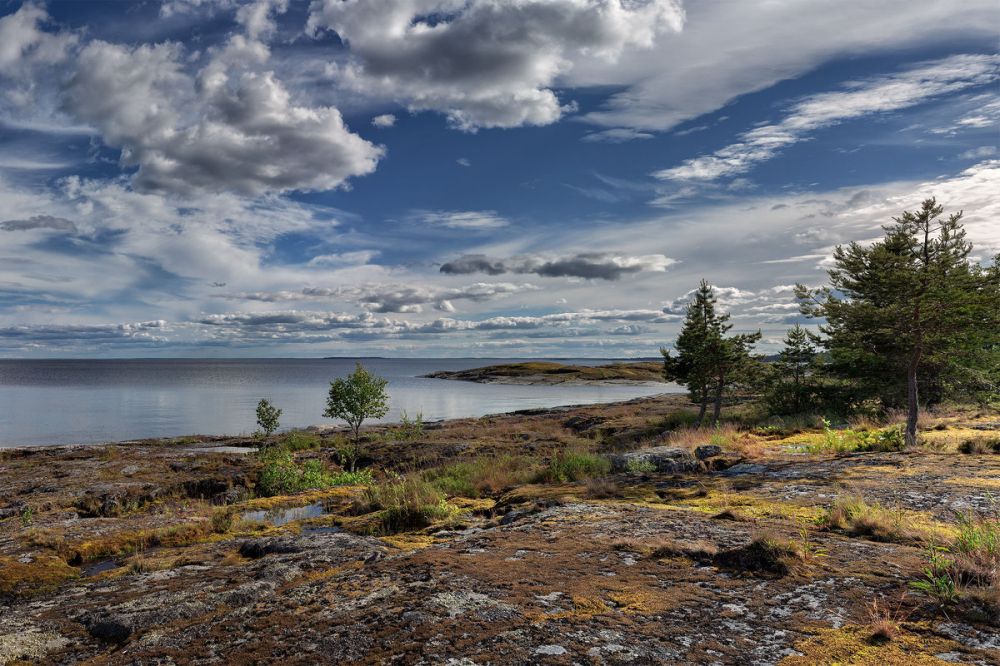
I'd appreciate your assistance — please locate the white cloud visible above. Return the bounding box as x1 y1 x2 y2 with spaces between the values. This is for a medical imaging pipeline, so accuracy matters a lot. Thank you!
371 113 396 128
0 2 77 78
655 55 999 182
958 146 998 160
411 210 509 229
577 0 998 131
456 158 471 167
307 0 684 131
581 128 654 143
440 251 676 280
217 281 538 313
64 36 384 196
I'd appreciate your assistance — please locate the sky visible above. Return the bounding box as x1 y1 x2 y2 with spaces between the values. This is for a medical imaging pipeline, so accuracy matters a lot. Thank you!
0 0 997 359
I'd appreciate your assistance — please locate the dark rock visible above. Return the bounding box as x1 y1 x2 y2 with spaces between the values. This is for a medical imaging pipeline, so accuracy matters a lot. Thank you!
364 551 383 565
608 447 705 474
715 463 767 477
500 509 526 526
239 538 304 559
694 445 723 460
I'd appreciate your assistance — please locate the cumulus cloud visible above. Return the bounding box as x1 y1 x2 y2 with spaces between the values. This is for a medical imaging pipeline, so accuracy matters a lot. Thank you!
0 2 77 78
440 252 676 280
1 215 77 232
411 210 509 229
0 320 167 343
307 0 683 131
63 35 383 196
371 114 396 128
655 55 999 182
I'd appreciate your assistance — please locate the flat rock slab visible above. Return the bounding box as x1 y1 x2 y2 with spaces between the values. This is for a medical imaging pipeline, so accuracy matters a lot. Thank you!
608 446 706 474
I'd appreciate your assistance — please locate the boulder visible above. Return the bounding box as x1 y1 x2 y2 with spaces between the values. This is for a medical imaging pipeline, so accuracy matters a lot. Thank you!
238 538 304 559
607 447 705 474
694 445 723 460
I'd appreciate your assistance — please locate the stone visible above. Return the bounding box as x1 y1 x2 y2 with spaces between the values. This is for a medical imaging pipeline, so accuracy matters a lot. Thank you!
238 538 304 559
607 447 705 474
694 445 723 460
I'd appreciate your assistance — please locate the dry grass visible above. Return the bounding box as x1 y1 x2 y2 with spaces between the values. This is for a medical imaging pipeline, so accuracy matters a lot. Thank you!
867 594 910 641
584 477 620 499
647 537 718 560
821 491 939 544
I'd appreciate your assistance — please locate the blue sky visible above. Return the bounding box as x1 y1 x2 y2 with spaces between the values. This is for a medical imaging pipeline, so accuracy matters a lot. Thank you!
0 0 997 358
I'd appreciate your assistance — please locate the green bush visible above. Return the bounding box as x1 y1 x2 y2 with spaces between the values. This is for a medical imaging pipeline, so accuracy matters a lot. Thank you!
258 452 333 497
535 446 611 484
795 420 905 454
655 411 700 430
359 477 452 533
282 430 322 452
422 455 535 498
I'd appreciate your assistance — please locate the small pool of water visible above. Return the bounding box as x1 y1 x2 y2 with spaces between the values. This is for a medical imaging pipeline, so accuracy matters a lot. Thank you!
80 558 121 576
241 502 328 527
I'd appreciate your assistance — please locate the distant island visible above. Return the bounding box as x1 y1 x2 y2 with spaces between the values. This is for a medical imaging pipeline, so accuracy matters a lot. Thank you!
421 360 666 385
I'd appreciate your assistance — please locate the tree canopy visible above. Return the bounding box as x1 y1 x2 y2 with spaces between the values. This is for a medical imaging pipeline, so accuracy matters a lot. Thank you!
324 363 390 470
662 280 761 427
797 198 1000 445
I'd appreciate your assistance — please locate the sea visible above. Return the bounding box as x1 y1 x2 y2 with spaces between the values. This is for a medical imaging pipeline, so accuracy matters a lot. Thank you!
0 358 679 448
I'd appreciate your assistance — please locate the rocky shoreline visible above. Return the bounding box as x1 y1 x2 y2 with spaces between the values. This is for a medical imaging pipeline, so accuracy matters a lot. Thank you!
421 360 668 385
2 395 999 665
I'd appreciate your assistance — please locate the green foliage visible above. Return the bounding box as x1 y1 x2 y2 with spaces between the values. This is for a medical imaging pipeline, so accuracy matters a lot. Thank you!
254 398 282 440
370 410 426 442
662 279 761 427
422 455 535 498
951 494 999 588
20 505 32 527
654 410 700 430
795 420 905 454
257 451 336 497
360 477 453 533
762 325 823 416
281 429 321 452
910 540 960 606
535 446 611 484
324 363 390 471
798 199 1000 446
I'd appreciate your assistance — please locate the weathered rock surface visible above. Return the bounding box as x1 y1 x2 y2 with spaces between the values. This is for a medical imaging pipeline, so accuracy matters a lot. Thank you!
608 446 707 474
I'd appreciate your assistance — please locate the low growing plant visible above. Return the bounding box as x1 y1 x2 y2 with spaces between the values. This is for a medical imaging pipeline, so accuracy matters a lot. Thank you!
910 540 960 607
358 477 453 533
534 446 610 484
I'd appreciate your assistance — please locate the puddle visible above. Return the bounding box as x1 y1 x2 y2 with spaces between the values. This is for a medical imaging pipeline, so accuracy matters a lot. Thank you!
241 502 328 527
301 526 340 534
80 558 121 576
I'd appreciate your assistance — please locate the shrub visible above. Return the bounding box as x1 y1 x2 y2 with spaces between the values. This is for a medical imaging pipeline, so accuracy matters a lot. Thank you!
958 436 1000 455
358 477 452 533
584 477 621 499
282 430 321 452
796 420 905 454
422 455 534 498
257 451 337 497
534 446 610 484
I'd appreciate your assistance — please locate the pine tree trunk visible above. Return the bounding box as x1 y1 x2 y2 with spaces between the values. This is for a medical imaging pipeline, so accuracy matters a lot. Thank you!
695 385 708 428
712 375 724 427
906 347 921 447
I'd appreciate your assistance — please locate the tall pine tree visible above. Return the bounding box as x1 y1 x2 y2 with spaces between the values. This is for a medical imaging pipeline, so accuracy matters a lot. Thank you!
797 199 1000 446
662 280 761 427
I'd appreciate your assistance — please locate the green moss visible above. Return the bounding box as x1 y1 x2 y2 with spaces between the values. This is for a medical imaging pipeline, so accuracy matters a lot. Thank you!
0 557 79 597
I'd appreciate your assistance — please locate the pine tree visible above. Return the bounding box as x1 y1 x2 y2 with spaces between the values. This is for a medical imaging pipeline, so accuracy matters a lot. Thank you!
662 280 762 427
764 325 820 415
797 199 1000 446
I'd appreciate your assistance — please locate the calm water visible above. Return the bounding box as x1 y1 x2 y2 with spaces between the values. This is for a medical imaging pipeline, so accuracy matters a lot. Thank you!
0 358 678 447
